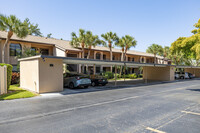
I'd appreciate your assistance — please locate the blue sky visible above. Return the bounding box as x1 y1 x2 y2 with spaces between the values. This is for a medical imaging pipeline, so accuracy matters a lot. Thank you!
0 0 200 52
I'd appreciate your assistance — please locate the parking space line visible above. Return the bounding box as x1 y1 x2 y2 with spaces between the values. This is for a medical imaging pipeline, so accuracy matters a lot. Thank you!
146 127 166 133
181 111 200 116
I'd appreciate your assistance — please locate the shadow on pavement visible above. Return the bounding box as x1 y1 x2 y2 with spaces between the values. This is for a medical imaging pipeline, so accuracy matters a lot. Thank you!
186 89 200 92
57 78 200 96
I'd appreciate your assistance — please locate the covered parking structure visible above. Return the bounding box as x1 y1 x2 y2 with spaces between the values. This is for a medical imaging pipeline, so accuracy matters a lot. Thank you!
19 55 200 93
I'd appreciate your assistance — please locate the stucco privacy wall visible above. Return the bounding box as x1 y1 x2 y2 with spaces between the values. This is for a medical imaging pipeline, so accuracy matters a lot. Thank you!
20 57 63 93
38 58 63 93
20 59 39 92
143 66 175 81
185 68 200 77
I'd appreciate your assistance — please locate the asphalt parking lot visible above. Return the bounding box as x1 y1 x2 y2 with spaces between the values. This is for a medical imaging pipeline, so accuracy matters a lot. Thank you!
0 79 200 133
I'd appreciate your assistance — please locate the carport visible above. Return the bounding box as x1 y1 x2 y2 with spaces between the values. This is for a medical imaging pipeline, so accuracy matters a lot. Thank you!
18 55 198 93
176 66 200 78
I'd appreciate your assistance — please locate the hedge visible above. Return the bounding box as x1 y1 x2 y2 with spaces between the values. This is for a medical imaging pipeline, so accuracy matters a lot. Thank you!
103 71 114 79
0 63 13 89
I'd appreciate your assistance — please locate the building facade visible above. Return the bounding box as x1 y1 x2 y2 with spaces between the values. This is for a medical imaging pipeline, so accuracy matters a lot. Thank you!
0 31 170 74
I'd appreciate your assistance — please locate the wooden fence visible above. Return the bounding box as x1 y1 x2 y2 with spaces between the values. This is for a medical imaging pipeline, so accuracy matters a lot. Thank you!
0 66 7 94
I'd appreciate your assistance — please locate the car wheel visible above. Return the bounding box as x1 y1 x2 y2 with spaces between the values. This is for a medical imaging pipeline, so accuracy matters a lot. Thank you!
69 82 74 89
84 86 89 88
91 82 96 87
102 84 106 86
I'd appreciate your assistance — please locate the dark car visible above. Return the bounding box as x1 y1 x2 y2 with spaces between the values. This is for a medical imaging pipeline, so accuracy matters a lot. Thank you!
90 75 108 87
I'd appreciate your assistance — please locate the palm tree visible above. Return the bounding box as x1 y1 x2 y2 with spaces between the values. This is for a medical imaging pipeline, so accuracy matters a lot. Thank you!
162 46 170 64
116 35 137 78
146 44 163 64
85 31 101 59
115 38 125 76
170 50 185 65
0 14 29 63
122 35 137 61
85 31 101 74
101 32 118 72
23 18 42 36
70 29 89 73
70 29 88 59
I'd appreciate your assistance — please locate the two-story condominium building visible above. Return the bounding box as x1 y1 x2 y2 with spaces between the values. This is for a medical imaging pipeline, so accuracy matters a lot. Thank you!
0 31 170 74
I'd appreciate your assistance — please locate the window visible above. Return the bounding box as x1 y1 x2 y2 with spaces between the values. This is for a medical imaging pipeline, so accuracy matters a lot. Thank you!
112 56 115 60
103 54 106 60
10 44 22 56
96 66 100 73
40 49 49 55
96 53 101 60
132 58 135 62
84 53 88 59
67 54 77 58
132 68 135 73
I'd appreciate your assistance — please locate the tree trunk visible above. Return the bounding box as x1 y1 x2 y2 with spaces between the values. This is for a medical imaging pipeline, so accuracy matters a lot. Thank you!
123 49 128 81
174 57 177 65
81 43 85 73
154 54 156 64
109 42 113 72
119 48 124 77
86 46 91 74
2 31 13 63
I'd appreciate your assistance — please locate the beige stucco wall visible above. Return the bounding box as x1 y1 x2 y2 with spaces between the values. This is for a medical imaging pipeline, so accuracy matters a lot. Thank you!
20 57 63 93
0 40 2 63
185 68 200 77
38 58 63 93
20 59 39 92
0 40 54 65
143 66 175 81
53 47 66 57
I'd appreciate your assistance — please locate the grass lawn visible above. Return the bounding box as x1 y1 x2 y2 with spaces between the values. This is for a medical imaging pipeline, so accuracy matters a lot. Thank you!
108 78 142 81
0 84 39 100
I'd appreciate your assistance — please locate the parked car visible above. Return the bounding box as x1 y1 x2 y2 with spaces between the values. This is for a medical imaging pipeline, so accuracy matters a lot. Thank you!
184 72 195 79
175 72 195 79
63 72 91 89
175 72 184 79
90 75 108 87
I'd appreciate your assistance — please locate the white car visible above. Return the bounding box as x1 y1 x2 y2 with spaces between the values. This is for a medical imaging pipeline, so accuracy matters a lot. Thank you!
63 73 91 89
175 72 195 79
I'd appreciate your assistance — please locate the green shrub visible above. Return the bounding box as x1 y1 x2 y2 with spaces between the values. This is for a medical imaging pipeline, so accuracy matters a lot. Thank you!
138 74 143 78
103 71 114 79
124 74 130 78
114 73 122 78
129 73 137 79
0 63 13 89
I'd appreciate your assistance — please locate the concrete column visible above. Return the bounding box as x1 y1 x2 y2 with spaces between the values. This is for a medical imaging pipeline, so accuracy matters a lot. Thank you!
100 52 103 60
100 52 103 73
94 51 97 59
144 57 146 63
78 52 81 73
140 57 143 63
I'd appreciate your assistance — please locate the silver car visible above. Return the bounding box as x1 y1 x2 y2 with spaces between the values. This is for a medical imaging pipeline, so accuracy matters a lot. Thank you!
63 73 91 89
